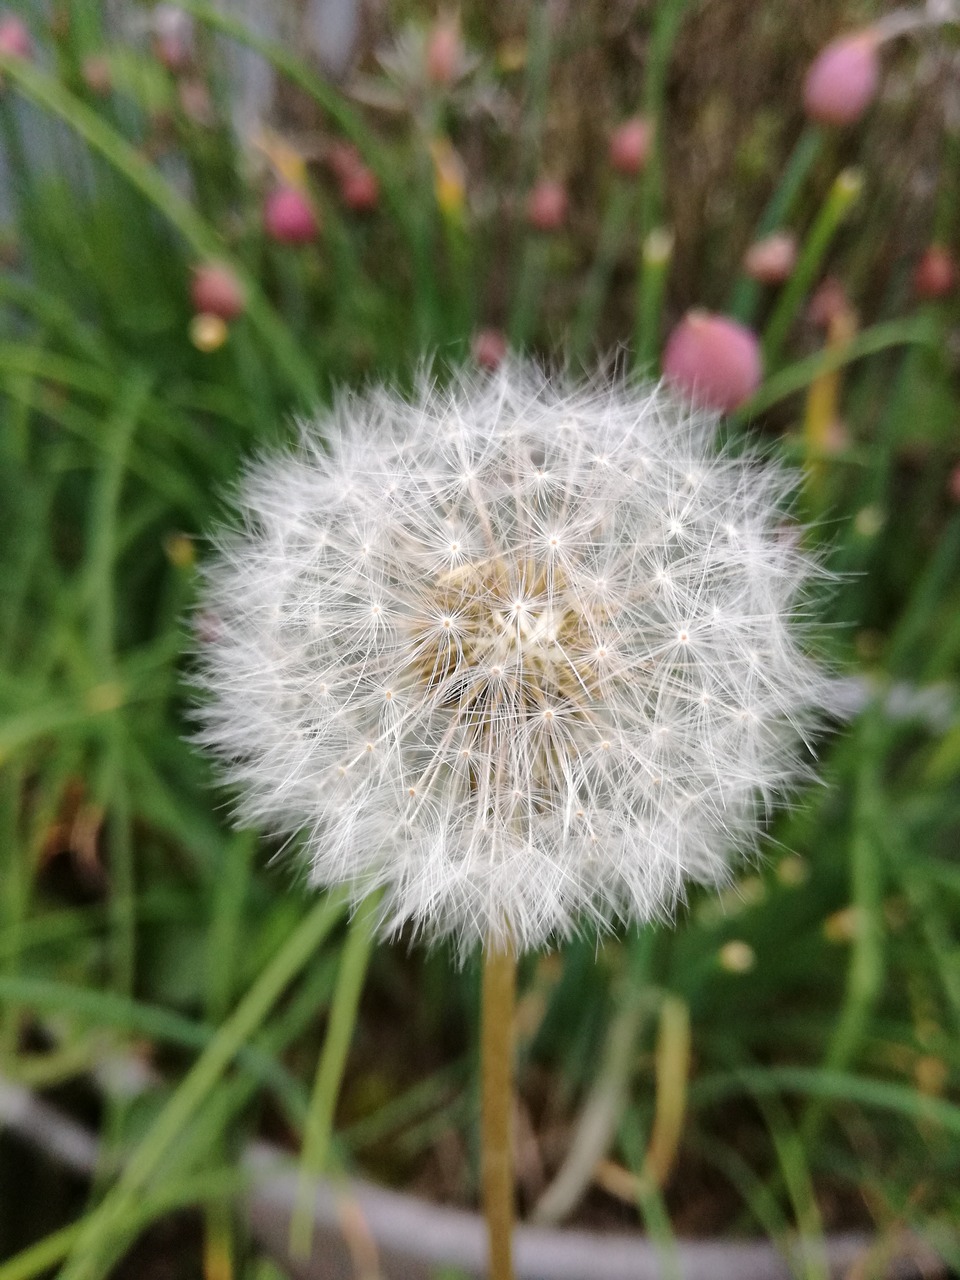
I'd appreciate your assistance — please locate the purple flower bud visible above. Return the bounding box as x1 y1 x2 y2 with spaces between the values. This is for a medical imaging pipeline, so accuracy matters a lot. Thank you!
662 311 762 412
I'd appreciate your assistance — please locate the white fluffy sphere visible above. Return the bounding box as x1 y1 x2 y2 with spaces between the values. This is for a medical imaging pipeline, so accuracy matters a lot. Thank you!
194 362 828 952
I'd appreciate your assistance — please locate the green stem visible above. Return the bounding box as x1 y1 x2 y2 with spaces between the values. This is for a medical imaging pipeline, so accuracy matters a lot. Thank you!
506 5 555 349
635 227 675 373
0 767 23 1060
570 182 636 365
728 126 824 323
290 894 378 1257
762 168 863 369
508 236 551 351
801 710 884 1144
731 315 937 421
631 0 695 371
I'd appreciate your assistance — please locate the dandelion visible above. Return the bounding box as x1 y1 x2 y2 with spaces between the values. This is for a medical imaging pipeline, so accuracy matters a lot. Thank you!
195 361 826 954
195 360 829 1278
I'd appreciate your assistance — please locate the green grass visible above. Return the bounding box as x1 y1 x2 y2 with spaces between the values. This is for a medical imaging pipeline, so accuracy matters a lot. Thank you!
1 2 959 1277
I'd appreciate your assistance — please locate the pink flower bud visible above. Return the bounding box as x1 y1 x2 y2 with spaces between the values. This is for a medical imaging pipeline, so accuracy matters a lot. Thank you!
340 164 379 212
609 117 652 177
472 328 508 371
662 311 762 413
190 263 245 321
327 141 362 182
178 77 214 127
153 5 192 73
913 245 956 300
81 55 112 97
264 186 319 245
948 464 960 506
526 179 568 233
425 15 464 87
743 231 797 285
803 31 880 126
0 13 32 60
807 276 852 329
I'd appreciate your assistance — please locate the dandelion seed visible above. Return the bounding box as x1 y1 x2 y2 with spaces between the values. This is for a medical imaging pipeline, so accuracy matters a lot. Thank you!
194 361 829 954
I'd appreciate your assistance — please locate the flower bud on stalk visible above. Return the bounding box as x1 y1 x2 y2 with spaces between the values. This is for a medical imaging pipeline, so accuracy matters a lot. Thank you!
526 179 568 233
264 186 320 244
425 14 464 87
743 232 797 285
0 13 32 60
327 142 380 212
913 245 956 300
663 311 763 412
471 329 508 370
803 30 881 125
190 263 245 321
609 117 652 177
81 55 112 97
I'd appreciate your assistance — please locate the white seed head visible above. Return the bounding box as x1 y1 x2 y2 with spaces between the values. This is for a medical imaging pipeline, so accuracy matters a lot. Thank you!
194 362 829 954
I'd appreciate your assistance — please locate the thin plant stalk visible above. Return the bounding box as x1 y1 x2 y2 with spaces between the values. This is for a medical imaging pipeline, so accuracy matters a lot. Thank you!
290 895 379 1258
727 126 824 324
506 6 555 348
762 168 863 368
532 932 656 1225
730 314 936 422
802 303 856 501
635 227 675 374
508 236 551 350
481 941 517 1280
630 0 695 373
570 182 636 365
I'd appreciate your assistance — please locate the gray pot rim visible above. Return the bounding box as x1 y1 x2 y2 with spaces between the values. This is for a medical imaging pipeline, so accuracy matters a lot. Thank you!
245 1143 944 1280
0 1079 944 1280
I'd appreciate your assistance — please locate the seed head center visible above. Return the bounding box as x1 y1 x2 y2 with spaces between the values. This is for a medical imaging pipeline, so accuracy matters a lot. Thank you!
411 554 597 728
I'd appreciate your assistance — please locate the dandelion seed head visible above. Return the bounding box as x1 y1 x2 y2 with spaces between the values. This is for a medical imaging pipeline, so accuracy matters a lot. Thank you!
194 361 829 954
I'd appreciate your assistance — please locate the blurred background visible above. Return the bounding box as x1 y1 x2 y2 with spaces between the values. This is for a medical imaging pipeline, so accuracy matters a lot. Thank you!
0 0 959 1277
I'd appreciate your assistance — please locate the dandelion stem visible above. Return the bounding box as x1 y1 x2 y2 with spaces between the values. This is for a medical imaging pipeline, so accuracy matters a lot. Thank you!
481 940 517 1280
